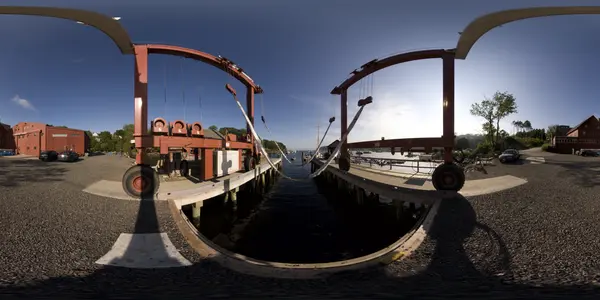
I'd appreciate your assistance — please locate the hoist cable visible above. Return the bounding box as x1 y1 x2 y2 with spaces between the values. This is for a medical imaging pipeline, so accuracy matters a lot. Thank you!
226 83 370 181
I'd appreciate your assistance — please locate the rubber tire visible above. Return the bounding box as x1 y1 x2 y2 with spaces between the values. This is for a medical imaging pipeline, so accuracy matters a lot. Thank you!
180 160 189 176
244 156 256 172
338 154 351 172
431 163 466 192
122 164 160 199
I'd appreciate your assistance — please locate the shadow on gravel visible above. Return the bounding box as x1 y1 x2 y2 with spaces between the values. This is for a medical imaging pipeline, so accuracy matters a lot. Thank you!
0 159 68 187
3 195 600 298
546 160 600 188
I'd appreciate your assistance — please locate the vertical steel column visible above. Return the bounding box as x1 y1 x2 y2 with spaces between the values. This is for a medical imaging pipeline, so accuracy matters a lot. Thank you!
133 45 150 165
442 52 455 164
340 89 348 154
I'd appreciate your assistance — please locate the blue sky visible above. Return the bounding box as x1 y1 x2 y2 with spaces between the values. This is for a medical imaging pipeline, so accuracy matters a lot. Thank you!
1 0 600 150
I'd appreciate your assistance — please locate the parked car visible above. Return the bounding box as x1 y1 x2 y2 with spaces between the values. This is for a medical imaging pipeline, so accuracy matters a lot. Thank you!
499 149 520 163
57 151 79 162
39 150 58 162
0 149 15 156
580 149 599 157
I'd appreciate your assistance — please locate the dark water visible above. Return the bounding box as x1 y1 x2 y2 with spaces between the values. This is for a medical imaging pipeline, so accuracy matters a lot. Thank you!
185 152 421 264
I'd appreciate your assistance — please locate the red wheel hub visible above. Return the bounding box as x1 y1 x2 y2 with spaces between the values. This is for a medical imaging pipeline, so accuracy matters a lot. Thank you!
132 175 148 192
443 173 456 185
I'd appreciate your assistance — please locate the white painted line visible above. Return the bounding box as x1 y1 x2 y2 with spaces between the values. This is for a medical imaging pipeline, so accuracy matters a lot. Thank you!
95 233 192 268
525 157 546 164
460 175 528 197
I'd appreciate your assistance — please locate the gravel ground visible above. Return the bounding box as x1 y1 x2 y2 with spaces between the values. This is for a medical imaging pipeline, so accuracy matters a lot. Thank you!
1 155 600 299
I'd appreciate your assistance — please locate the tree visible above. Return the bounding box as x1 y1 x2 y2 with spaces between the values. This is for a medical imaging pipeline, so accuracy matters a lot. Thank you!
113 129 125 152
97 131 114 152
498 129 509 139
492 91 518 144
512 120 524 133
470 99 496 144
119 124 134 153
471 91 518 147
455 137 470 150
209 125 218 131
522 120 532 131
547 124 558 141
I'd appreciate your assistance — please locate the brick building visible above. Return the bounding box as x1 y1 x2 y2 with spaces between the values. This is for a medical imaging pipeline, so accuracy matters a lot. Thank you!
552 115 600 154
12 122 88 156
0 122 16 150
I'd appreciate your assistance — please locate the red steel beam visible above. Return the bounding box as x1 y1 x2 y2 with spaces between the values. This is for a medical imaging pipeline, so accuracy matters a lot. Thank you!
154 136 252 155
133 44 262 165
331 49 448 94
441 53 456 163
330 49 453 164
133 45 149 164
146 44 262 92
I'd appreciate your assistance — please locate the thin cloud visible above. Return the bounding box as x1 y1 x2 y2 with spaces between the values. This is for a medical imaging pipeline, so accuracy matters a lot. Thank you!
11 95 36 111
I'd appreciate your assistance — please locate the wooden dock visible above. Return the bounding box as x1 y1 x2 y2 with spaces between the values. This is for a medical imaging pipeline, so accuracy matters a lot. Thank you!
164 158 282 208
312 159 528 203
313 159 442 205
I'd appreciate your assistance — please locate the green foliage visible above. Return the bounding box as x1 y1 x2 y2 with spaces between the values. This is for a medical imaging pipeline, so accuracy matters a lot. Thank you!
515 137 544 149
474 142 494 155
546 125 558 141
86 123 286 154
541 143 550 151
261 139 287 152
471 91 518 147
455 137 470 150
218 127 247 137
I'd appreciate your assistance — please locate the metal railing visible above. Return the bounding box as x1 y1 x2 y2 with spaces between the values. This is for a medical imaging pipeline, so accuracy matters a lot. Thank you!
350 155 440 173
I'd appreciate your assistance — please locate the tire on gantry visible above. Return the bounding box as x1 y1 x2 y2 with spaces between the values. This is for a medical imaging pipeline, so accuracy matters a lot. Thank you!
338 153 351 172
244 155 256 172
431 163 465 192
122 164 160 199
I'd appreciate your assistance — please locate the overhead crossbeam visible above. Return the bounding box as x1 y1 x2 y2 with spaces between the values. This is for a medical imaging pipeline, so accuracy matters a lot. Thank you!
330 49 450 94
455 6 600 59
0 6 134 54
147 44 262 93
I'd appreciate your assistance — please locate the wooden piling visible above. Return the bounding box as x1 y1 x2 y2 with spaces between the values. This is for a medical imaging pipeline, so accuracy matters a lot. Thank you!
192 201 203 227
354 185 365 205
229 188 238 214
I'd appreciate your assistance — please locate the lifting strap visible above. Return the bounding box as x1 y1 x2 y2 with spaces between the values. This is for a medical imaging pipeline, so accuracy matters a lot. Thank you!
257 94 293 164
226 83 371 182
258 94 335 166
301 116 335 167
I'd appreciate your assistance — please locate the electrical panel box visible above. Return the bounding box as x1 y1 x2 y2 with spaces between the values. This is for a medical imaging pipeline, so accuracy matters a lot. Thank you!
213 150 240 177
